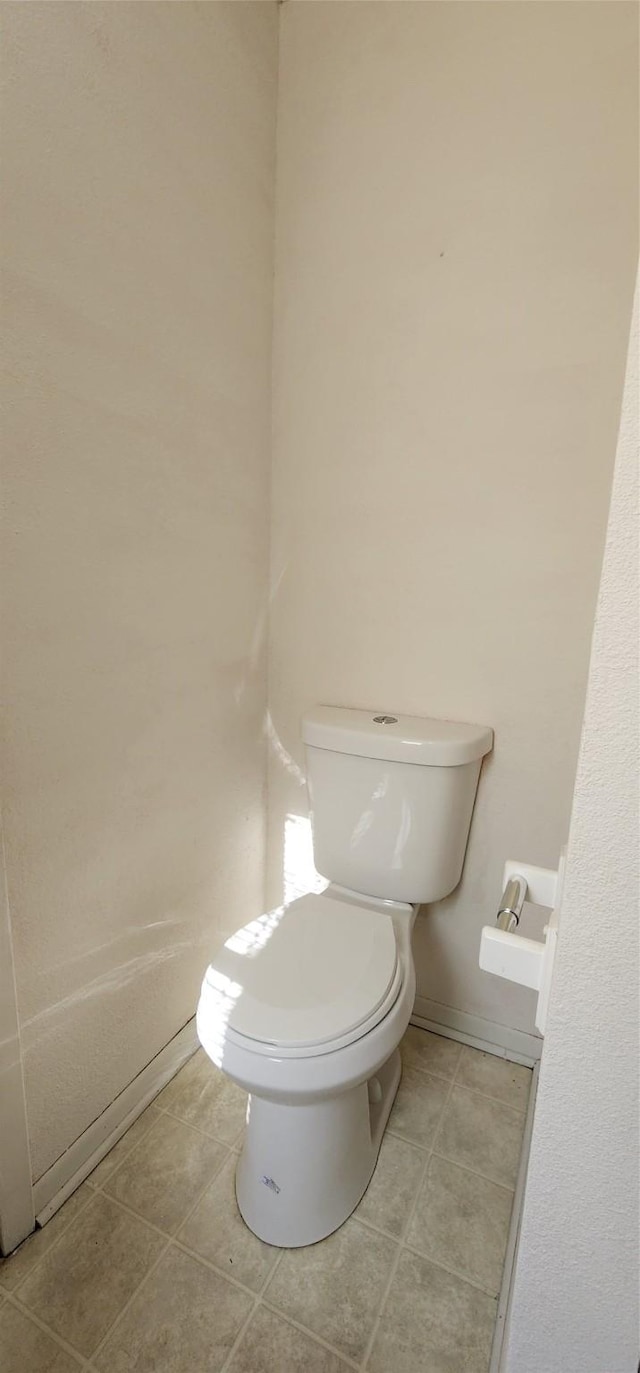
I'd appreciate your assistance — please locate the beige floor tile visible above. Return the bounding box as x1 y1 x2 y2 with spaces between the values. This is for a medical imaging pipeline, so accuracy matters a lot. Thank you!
0 1184 93 1293
265 1217 396 1363
179 1153 279 1291
103 1112 227 1234
356 1132 426 1237
228 1304 351 1373
387 1065 450 1149
368 1247 496 1373
88 1104 161 1188
406 1155 514 1295
158 1050 248 1144
95 1245 253 1373
455 1046 532 1112
400 1026 462 1080
230 1126 244 1154
18 1192 164 1357
0 1301 82 1372
436 1087 525 1188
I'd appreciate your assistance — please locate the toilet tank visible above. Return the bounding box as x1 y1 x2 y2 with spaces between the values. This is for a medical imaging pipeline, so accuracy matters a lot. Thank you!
302 707 493 904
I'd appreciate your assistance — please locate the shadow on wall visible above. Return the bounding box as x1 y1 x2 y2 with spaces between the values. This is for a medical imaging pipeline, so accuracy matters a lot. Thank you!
414 887 460 1008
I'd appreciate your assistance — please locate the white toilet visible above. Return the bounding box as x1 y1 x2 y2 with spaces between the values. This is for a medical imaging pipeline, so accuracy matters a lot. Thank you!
197 705 492 1248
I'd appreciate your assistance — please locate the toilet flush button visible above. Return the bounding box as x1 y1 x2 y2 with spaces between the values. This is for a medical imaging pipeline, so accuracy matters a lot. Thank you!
373 715 398 725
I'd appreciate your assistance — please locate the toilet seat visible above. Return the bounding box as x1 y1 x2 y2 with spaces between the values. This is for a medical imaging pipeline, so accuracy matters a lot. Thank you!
208 892 401 1058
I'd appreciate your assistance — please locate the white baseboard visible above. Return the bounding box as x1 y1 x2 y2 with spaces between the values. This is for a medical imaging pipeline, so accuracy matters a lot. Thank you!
411 996 543 1066
33 1018 199 1226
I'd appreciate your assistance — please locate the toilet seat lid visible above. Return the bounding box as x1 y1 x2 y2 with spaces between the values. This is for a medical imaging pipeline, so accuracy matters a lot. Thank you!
210 893 398 1050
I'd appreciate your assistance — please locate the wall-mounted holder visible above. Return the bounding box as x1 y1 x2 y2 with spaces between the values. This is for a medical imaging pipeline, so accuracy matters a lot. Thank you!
479 851 566 1035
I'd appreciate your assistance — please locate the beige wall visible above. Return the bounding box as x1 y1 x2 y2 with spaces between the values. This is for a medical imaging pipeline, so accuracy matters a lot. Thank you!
1 2 278 1181
504 279 638 1373
268 1 638 1035
2 0 638 1186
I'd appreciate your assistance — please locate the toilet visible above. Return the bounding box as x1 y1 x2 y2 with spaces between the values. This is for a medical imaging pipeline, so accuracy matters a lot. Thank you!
197 705 492 1248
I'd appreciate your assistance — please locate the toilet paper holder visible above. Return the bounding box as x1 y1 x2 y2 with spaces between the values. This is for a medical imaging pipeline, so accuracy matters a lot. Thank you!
480 851 567 1035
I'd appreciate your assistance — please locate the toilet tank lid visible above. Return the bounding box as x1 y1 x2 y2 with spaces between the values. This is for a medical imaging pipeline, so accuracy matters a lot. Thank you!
302 706 493 767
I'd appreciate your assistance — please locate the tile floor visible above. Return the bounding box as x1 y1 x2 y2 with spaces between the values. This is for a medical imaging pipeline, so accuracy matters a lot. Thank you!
0 1028 532 1373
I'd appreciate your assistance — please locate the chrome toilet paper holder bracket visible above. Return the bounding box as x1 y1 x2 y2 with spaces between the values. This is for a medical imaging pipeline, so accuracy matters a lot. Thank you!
480 851 567 1036
496 873 528 931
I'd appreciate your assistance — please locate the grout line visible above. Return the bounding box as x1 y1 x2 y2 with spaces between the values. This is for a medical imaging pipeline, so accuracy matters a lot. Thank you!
399 1240 501 1300
404 1031 463 1073
259 1247 285 1294
355 1156 511 1241
429 1149 517 1194
155 1102 246 1152
87 1232 173 1363
171 1234 277 1302
259 1300 362 1370
429 1078 527 1191
360 1070 458 1370
354 1212 410 1245
217 1294 260 1372
217 1243 288 1372
399 1063 459 1091
399 1063 461 1085
359 1178 425 1368
424 1071 457 1160
385 1125 432 1152
92 1187 194 1240
0 1183 97 1297
451 1046 530 1099
91 1107 241 1200
444 1076 530 1120
424 1065 522 1207
92 1155 264 1298
401 1150 433 1242
408 1059 530 1116
3 1288 94 1368
88 1144 232 1363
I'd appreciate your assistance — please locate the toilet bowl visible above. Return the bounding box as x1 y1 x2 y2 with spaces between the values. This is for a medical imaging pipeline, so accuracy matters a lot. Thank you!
197 885 416 1248
197 705 492 1247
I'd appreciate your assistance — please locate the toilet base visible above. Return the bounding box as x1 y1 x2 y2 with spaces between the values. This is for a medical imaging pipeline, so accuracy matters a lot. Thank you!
235 1048 402 1248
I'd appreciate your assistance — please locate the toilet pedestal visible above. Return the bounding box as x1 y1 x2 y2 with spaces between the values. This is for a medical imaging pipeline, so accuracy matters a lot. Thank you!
235 1048 401 1248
